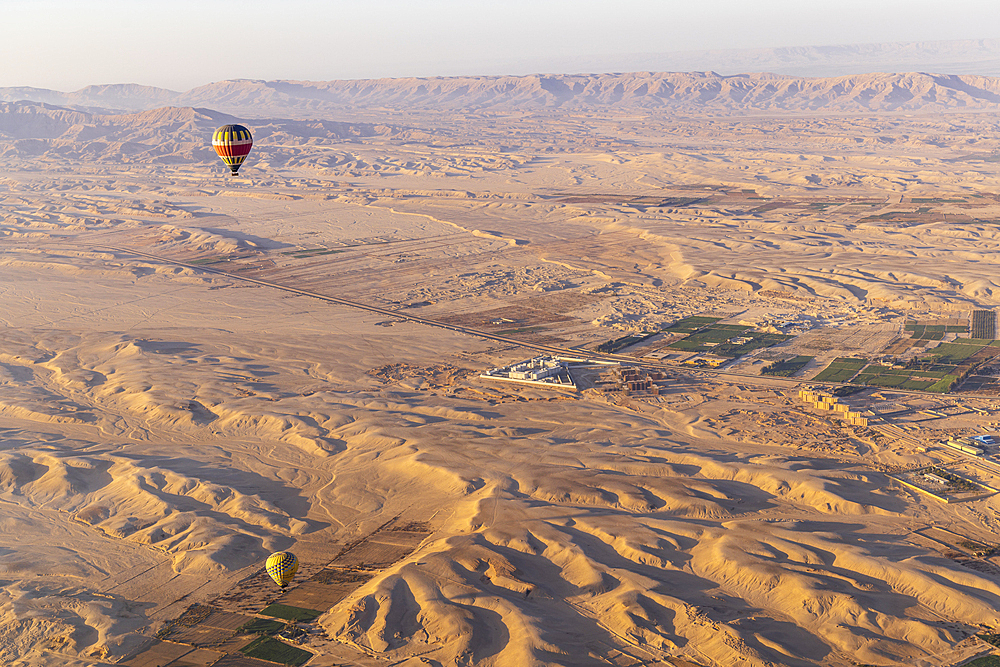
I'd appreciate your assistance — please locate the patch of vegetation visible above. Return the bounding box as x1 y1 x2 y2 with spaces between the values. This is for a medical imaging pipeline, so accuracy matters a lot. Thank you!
157 604 213 637
668 324 790 358
905 323 959 340
926 467 980 493
260 604 322 622
961 655 1000 667
832 384 865 397
903 320 969 338
761 355 813 377
926 374 960 393
852 365 899 379
596 331 658 353
854 371 908 388
241 636 313 666
661 316 721 333
668 328 743 351
813 358 868 383
897 367 954 379
959 540 994 557
899 378 937 390
978 633 1000 648
717 333 793 357
923 340 987 364
239 618 286 635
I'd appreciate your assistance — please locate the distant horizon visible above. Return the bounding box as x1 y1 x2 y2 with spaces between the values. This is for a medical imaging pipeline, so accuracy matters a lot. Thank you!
4 36 1000 95
1 0 997 90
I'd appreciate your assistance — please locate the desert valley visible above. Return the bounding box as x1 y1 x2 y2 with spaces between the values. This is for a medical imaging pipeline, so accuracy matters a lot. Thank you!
5 71 1000 667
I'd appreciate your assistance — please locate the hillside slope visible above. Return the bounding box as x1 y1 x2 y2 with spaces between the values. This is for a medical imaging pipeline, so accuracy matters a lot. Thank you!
3 72 1000 117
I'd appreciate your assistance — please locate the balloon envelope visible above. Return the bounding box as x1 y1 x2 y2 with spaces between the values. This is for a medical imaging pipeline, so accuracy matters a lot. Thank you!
265 551 298 588
213 124 253 175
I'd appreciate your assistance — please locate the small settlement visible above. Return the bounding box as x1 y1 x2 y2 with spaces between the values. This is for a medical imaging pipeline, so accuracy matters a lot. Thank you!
480 355 663 396
481 356 596 390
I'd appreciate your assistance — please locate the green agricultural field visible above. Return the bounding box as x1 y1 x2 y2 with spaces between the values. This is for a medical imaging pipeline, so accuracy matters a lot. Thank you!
240 618 286 635
693 327 751 344
854 373 907 388
813 367 862 382
922 340 987 364
662 316 721 333
761 355 813 377
852 365 923 387
260 603 322 622
713 332 791 357
812 358 867 383
960 655 1000 667
899 378 937 390
812 355 958 391
595 331 658 353
904 324 945 340
667 325 790 358
926 374 961 393
849 362 957 392
906 369 953 378
668 326 748 351
667 338 708 351
904 322 968 338
241 636 313 666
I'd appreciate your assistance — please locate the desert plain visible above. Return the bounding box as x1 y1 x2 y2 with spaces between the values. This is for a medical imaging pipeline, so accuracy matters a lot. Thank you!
5 73 1000 667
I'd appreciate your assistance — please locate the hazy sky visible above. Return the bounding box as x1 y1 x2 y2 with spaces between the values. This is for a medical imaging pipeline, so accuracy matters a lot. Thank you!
2 0 997 90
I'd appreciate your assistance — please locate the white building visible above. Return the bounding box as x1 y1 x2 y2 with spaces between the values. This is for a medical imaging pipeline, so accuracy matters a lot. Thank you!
508 356 565 380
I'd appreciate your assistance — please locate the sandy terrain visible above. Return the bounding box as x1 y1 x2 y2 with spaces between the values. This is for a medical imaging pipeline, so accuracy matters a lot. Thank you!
3 75 1000 666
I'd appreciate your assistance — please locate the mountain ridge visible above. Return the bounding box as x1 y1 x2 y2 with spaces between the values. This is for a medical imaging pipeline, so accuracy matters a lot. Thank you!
4 71 1000 117
0 101 386 165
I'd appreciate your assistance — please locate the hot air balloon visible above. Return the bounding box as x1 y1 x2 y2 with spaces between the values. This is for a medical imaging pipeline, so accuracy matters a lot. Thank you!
265 551 298 588
212 124 253 175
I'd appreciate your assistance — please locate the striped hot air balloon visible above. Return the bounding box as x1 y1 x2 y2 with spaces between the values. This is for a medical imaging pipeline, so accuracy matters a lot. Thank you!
265 551 298 588
212 124 253 175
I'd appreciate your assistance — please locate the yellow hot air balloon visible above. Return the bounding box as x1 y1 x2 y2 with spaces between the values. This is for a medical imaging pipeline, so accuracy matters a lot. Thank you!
265 551 299 588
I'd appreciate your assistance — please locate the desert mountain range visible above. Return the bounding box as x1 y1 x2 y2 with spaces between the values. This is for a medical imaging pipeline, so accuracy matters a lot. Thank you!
0 103 384 164
4 71 1000 119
